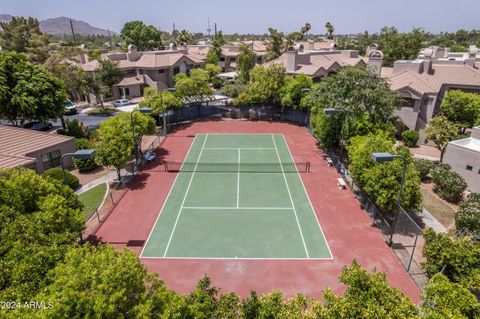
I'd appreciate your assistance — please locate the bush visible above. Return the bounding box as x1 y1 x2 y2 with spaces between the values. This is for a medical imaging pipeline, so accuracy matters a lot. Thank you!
413 159 436 181
43 167 80 190
57 119 87 139
432 165 467 203
401 129 419 147
212 78 224 89
74 139 98 172
455 193 480 234
221 82 246 98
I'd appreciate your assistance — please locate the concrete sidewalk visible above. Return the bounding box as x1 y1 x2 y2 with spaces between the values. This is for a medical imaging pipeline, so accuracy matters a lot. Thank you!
420 208 447 233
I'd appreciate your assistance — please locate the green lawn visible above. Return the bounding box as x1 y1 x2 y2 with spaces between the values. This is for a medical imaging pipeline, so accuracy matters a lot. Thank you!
421 187 457 229
78 183 107 220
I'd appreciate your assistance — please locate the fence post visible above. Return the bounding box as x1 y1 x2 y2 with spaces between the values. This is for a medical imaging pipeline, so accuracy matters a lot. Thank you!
407 233 419 272
95 208 100 223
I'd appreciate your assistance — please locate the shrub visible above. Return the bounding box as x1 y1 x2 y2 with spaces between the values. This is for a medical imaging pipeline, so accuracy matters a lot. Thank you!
401 129 419 147
455 193 480 234
43 167 80 190
74 138 98 172
432 165 467 203
211 78 224 89
413 159 436 181
221 82 247 98
57 119 87 139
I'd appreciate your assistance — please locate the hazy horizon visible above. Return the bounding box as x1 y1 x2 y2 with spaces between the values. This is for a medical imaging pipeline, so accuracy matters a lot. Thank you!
1 0 479 35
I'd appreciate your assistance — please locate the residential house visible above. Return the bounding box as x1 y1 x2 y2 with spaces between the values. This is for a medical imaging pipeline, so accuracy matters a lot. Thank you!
379 45 480 142
0 125 75 173
80 43 204 100
264 44 367 81
444 126 480 192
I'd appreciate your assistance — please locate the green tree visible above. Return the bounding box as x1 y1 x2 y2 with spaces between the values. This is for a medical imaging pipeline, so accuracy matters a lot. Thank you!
265 28 285 62
206 31 226 65
431 165 467 204
216 292 241 319
348 131 422 212
0 168 83 301
184 276 219 319
205 63 222 82
95 111 156 180
304 66 399 148
0 52 68 126
440 90 480 132
325 22 335 39
280 74 313 109
421 274 480 319
139 86 182 114
177 29 193 44
455 193 480 234
235 64 286 106
300 22 311 37
81 59 124 108
425 115 459 162
241 291 261 319
43 45 86 100
237 44 256 83
28 245 154 318
378 27 425 67
175 68 215 103
120 20 163 51
311 261 420 318
0 16 49 63
422 228 480 291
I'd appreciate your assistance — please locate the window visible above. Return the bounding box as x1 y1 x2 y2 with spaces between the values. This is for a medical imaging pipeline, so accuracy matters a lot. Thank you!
423 97 434 106
173 67 180 75
220 57 225 62
124 87 130 96
41 150 61 170
158 69 165 74
400 98 415 108
466 165 473 171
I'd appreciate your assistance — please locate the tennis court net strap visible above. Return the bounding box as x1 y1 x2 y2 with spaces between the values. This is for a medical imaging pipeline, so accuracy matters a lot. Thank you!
163 161 311 173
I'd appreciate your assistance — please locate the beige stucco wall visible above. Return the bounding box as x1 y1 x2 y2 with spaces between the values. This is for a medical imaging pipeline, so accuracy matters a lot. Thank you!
25 139 76 174
444 143 480 193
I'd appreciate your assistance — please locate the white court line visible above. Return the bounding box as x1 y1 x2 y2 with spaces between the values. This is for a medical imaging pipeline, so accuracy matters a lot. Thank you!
142 256 333 260
163 134 209 257
281 134 333 259
271 134 310 259
204 147 276 150
182 206 294 210
140 135 199 258
237 148 240 208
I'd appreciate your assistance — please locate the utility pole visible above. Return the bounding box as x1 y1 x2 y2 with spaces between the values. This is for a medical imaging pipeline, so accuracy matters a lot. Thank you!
69 19 77 45
214 23 217 38
207 17 212 40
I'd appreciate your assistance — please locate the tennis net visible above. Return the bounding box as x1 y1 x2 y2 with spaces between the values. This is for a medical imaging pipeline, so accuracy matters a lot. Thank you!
163 161 311 173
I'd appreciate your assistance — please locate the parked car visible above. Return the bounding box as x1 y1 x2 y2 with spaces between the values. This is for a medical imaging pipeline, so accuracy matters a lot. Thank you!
23 121 53 131
113 99 131 107
64 100 78 115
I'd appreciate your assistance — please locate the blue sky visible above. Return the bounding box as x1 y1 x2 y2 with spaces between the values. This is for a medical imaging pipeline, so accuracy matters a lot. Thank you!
1 0 479 34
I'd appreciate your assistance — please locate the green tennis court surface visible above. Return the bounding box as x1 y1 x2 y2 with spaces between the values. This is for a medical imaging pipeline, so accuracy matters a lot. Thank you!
141 134 332 259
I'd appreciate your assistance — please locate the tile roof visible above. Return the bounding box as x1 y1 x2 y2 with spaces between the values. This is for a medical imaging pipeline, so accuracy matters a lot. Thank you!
114 76 145 87
386 64 480 95
0 125 74 169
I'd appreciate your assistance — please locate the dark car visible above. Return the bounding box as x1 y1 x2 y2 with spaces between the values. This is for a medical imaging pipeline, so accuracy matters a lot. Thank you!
23 121 53 131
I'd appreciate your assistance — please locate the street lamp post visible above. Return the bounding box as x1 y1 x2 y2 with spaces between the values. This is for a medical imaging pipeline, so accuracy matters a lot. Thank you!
323 108 350 173
131 107 153 173
60 150 96 184
371 152 407 246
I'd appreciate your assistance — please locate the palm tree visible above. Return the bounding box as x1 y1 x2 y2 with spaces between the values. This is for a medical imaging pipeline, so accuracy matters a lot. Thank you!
325 22 334 39
300 22 311 36
177 29 193 44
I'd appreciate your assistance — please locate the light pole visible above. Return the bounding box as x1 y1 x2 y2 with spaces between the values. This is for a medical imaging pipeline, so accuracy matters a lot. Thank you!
371 152 407 246
323 108 350 173
60 150 96 184
131 107 153 173
159 87 177 135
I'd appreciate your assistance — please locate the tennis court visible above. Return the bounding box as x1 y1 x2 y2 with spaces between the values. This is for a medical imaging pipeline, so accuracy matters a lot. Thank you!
141 133 332 259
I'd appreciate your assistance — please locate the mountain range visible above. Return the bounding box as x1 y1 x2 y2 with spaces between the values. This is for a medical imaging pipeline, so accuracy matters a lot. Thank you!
0 14 117 36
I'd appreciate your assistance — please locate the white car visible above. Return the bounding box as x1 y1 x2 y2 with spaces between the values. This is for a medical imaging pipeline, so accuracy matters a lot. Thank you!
113 99 131 107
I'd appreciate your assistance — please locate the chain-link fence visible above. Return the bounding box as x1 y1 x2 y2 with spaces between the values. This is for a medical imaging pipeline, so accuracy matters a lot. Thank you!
164 101 310 127
328 150 428 291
